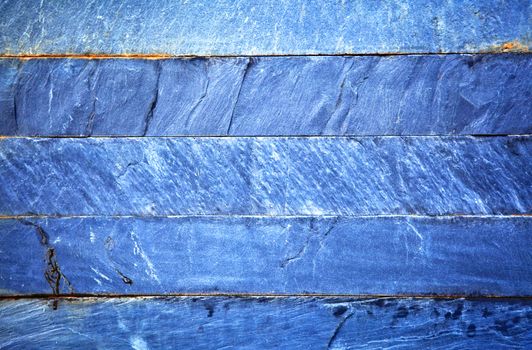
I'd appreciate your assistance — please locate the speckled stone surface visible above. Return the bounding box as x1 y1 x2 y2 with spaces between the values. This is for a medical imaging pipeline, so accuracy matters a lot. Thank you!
0 137 529 216
0 54 530 136
0 297 530 349
1 216 530 296
0 0 529 55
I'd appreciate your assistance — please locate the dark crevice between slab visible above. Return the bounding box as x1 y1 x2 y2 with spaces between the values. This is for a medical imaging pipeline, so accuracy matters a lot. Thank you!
1 214 530 220
0 134 531 139
0 47 529 60
0 294 531 301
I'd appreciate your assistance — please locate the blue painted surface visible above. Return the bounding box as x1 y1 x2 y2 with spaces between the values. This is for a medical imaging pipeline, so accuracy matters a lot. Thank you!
0 217 530 296
0 54 530 136
0 137 529 216
0 0 529 55
0 297 530 349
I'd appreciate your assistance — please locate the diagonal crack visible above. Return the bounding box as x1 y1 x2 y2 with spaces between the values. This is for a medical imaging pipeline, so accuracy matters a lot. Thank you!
104 236 134 286
20 220 74 309
280 229 312 268
116 161 140 180
226 58 252 135
395 57 422 126
115 269 133 285
12 60 25 135
323 217 339 237
322 59 356 133
316 217 339 252
184 62 211 129
85 61 99 136
142 60 162 136
327 311 355 349
312 218 339 279
337 57 381 133
281 218 339 269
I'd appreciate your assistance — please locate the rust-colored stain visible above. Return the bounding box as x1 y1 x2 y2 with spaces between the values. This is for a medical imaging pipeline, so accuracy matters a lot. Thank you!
492 40 529 53
1 53 175 60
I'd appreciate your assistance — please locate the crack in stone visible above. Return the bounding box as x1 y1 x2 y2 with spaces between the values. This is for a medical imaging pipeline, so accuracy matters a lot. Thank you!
116 269 133 285
142 60 161 136
327 311 355 349
184 62 210 129
226 58 252 135
312 218 339 279
280 230 312 268
323 59 356 133
20 220 73 309
104 236 134 286
395 57 422 126
116 161 140 180
281 218 339 269
11 61 25 135
322 217 339 238
85 62 99 136
337 57 381 133
314 217 339 251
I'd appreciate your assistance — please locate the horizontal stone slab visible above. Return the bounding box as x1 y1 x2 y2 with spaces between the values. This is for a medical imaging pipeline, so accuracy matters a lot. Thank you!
0 1 529 55
0 297 530 349
0 137 530 216
1 54 531 136
0 216 530 296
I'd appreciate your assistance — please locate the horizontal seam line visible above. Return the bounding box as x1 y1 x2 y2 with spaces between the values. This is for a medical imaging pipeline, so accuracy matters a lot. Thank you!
0 135 531 139
0 293 531 300
1 214 530 219
0 52 529 59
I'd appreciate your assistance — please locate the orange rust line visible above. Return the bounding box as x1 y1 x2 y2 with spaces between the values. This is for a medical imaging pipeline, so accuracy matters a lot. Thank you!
0 53 174 60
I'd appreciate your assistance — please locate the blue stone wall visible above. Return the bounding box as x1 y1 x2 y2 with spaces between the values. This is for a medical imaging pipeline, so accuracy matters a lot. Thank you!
0 1 530 348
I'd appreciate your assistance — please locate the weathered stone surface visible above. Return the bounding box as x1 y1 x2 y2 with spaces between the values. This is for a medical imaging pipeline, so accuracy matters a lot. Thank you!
0 54 530 136
0 137 529 216
0 216 530 296
0 297 530 349
0 0 529 55
0 1 529 348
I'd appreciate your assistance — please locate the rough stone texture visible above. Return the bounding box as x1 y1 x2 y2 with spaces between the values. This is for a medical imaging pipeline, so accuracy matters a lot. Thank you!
0 137 529 216
0 0 529 55
0 1 530 348
0 297 530 349
0 54 530 136
0 216 530 296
